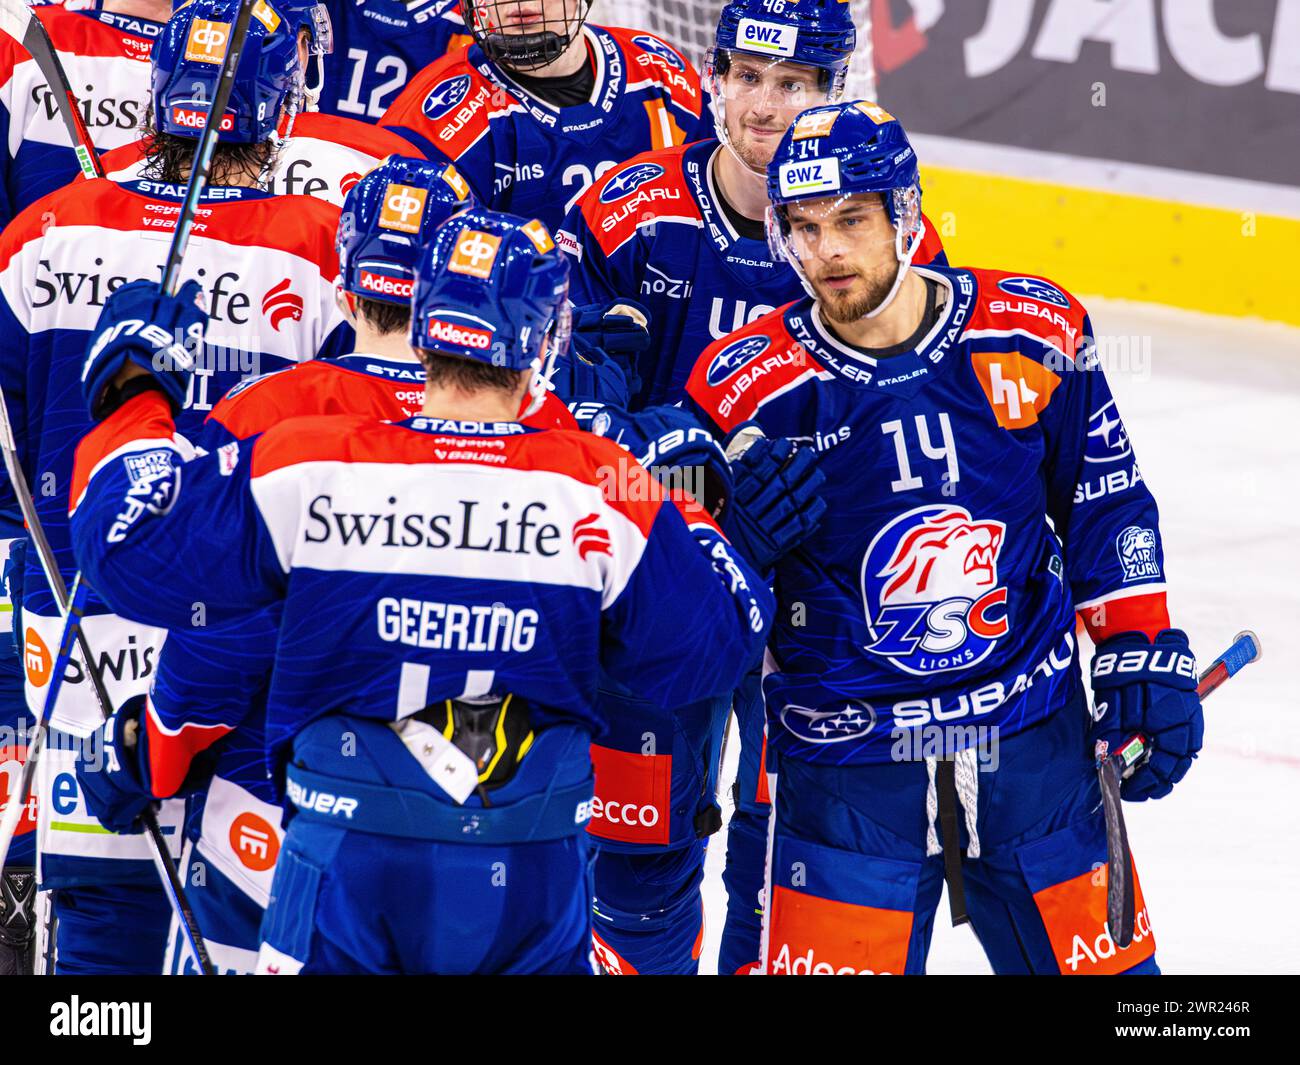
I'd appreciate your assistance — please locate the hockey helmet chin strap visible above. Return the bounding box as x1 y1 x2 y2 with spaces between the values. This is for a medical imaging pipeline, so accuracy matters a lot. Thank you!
862 212 925 320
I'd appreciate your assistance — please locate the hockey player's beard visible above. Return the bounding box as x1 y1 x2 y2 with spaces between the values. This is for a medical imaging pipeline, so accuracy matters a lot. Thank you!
814 261 901 324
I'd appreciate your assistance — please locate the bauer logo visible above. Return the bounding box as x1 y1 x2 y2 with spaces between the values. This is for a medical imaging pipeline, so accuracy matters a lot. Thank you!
422 74 472 120
379 183 429 234
184 18 229 64
861 505 1010 676
426 317 493 350
598 163 666 204
358 270 415 300
997 276 1071 309
737 18 798 57
170 105 235 132
706 334 771 387
632 34 685 70
778 157 841 198
792 109 839 140
1084 400 1132 463
521 218 555 254
441 163 471 201
779 699 876 744
448 229 501 278
855 101 897 125
1116 525 1161 582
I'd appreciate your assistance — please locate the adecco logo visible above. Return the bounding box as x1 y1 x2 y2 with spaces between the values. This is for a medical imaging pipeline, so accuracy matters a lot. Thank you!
426 318 493 349
586 744 671 845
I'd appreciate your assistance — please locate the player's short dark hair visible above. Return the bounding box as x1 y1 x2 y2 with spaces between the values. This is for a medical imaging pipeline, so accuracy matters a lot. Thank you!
138 110 279 187
354 296 410 337
417 350 521 395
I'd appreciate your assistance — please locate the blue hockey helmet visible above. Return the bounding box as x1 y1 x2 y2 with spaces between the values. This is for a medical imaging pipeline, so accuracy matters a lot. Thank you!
765 100 926 315
411 208 571 412
705 0 858 171
152 0 301 143
337 157 476 309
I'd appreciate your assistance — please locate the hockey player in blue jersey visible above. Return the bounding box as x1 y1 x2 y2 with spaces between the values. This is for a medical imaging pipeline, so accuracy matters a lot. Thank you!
559 0 946 412
66 207 773 974
0 0 348 975
379 0 711 232
685 101 1205 975
314 1 471 121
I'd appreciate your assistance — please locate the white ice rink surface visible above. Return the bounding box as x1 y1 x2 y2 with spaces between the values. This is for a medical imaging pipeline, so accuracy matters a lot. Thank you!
699 298 1300 975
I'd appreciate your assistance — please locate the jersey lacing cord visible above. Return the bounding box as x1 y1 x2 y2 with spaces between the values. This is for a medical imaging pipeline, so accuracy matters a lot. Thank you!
924 748 981 860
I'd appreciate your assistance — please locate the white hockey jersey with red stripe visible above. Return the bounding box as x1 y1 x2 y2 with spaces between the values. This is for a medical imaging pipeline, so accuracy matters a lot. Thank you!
0 1 161 227
69 392 774 776
99 111 426 207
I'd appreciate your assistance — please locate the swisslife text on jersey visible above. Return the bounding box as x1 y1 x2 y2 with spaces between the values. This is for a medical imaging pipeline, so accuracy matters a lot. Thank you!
686 264 1172 765
379 23 711 231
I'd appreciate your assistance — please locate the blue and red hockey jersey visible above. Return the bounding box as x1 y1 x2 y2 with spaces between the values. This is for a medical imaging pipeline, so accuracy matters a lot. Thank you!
0 1 161 228
315 0 472 122
686 264 1173 765
379 24 710 232
0 176 347 699
557 137 949 409
143 354 580 909
69 391 774 791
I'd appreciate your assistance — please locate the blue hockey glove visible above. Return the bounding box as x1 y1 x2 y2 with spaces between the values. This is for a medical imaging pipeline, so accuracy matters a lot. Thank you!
75 695 155 834
1089 629 1203 801
549 337 631 407
82 279 207 419
722 428 826 572
570 299 650 401
576 403 733 519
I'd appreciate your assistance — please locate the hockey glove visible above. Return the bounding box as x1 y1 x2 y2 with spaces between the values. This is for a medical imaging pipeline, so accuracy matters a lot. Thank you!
549 337 631 407
82 279 207 420
722 429 827 573
1089 629 1203 801
576 403 733 519
570 299 651 401
75 695 155 834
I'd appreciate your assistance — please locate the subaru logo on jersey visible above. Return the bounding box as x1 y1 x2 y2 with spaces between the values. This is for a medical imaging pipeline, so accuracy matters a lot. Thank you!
632 34 685 70
780 699 877 744
737 18 798 57
1116 525 1161 582
422 74 472 120
778 157 841 198
861 505 1010 676
1084 400 1132 463
706 334 771 387
598 163 666 204
997 276 1071 309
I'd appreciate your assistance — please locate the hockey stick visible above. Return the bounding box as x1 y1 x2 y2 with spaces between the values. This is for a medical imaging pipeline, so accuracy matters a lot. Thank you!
0 0 104 179
1098 630 1262 948
0 385 216 975
160 0 259 296
1 0 264 974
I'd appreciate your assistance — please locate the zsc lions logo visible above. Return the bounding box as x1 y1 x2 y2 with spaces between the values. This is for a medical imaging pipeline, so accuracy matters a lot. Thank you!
780 699 876 744
632 34 685 70
1116 525 1161 582
997 276 1070 308
705 334 770 387
598 163 665 204
861 505 1010 676
422 74 472 120
1084 399 1131 463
